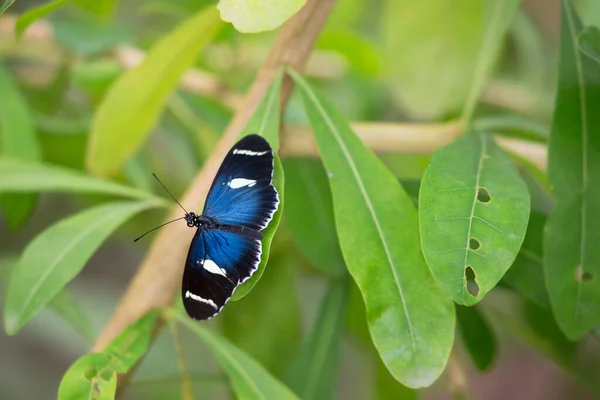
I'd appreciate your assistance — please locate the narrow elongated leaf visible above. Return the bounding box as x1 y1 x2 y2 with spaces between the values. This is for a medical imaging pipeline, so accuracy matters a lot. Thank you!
419 131 530 305
456 305 497 371
58 310 160 400
0 63 41 228
0 0 16 14
231 73 284 300
579 26 600 65
15 0 68 39
284 158 345 276
222 248 300 377
4 201 156 335
0 158 168 207
502 212 549 309
286 277 347 400
544 0 600 340
291 70 455 388
87 6 222 176
218 0 306 33
171 310 299 400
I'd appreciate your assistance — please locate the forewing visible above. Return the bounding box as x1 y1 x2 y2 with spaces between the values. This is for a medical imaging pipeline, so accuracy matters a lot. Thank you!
182 228 262 320
203 134 279 231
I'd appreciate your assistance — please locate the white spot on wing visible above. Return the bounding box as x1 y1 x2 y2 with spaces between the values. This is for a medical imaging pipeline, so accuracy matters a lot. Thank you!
229 178 257 189
203 259 228 277
233 149 268 156
185 291 218 309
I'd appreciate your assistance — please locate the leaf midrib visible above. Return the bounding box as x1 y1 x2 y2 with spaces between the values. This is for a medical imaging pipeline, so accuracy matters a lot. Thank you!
296 75 417 351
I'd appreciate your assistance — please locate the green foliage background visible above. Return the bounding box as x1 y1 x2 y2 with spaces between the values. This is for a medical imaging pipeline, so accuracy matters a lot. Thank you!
1 0 600 399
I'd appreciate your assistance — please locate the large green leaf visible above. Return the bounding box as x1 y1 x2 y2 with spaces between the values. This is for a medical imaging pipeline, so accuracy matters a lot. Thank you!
502 212 550 309
291 70 455 388
0 158 168 207
456 305 497 371
0 63 41 228
217 0 306 33
15 0 68 39
286 277 347 399
222 247 300 377
58 310 160 400
4 201 156 335
381 0 520 120
231 71 284 300
284 158 345 276
86 6 222 176
419 131 530 305
544 0 600 340
170 310 299 400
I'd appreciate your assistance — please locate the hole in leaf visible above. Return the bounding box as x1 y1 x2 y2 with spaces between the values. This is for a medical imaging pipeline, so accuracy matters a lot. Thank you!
84 367 97 381
477 187 491 203
575 265 594 282
469 238 480 250
465 266 479 297
100 369 113 382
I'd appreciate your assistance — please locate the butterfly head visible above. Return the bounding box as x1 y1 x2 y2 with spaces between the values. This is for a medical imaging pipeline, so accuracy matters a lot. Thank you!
185 212 200 228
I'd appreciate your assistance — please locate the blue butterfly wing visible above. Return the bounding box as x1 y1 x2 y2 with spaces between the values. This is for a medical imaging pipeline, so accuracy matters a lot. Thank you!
182 227 262 320
203 134 279 231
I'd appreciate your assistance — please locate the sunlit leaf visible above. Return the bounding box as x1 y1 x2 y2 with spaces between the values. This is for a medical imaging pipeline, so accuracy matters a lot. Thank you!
231 71 284 300
544 0 600 340
86 6 222 176
419 131 530 305
291 69 455 388
286 277 347 400
218 0 306 33
58 310 160 400
171 310 299 400
15 0 68 39
4 201 157 335
0 62 41 228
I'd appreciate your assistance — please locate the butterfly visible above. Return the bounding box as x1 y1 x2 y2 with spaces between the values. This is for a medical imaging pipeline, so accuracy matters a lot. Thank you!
136 134 279 320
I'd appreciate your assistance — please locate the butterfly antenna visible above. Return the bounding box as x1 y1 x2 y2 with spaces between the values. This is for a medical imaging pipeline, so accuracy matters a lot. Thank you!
152 173 189 214
133 217 185 242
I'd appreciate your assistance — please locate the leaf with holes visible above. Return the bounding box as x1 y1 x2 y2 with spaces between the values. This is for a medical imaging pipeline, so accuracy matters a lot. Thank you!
86 6 222 177
544 0 600 340
291 69 455 388
218 0 306 33
419 131 530 305
0 62 41 229
231 71 284 301
4 201 156 335
58 310 160 400
286 277 347 399
171 309 299 400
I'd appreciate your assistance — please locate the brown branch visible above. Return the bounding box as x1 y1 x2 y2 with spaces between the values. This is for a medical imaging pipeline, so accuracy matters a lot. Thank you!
281 122 548 172
93 0 339 351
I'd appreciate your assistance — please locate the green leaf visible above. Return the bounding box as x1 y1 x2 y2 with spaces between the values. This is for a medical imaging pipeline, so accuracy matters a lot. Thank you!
222 247 300 377
456 305 497 371
86 6 222 177
170 310 299 400
0 0 16 14
291 69 455 388
376 360 418 400
52 17 131 56
578 25 600 65
472 114 549 144
544 0 600 340
58 310 160 400
0 158 168 207
284 158 344 276
0 62 42 229
15 0 68 39
231 72 285 300
72 0 116 15
286 277 347 400
48 289 94 342
502 212 550 309
217 0 306 33
381 0 519 120
4 201 156 335
419 131 530 305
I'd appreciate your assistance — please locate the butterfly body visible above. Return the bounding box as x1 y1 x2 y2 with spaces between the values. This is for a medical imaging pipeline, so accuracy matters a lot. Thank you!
180 134 279 320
